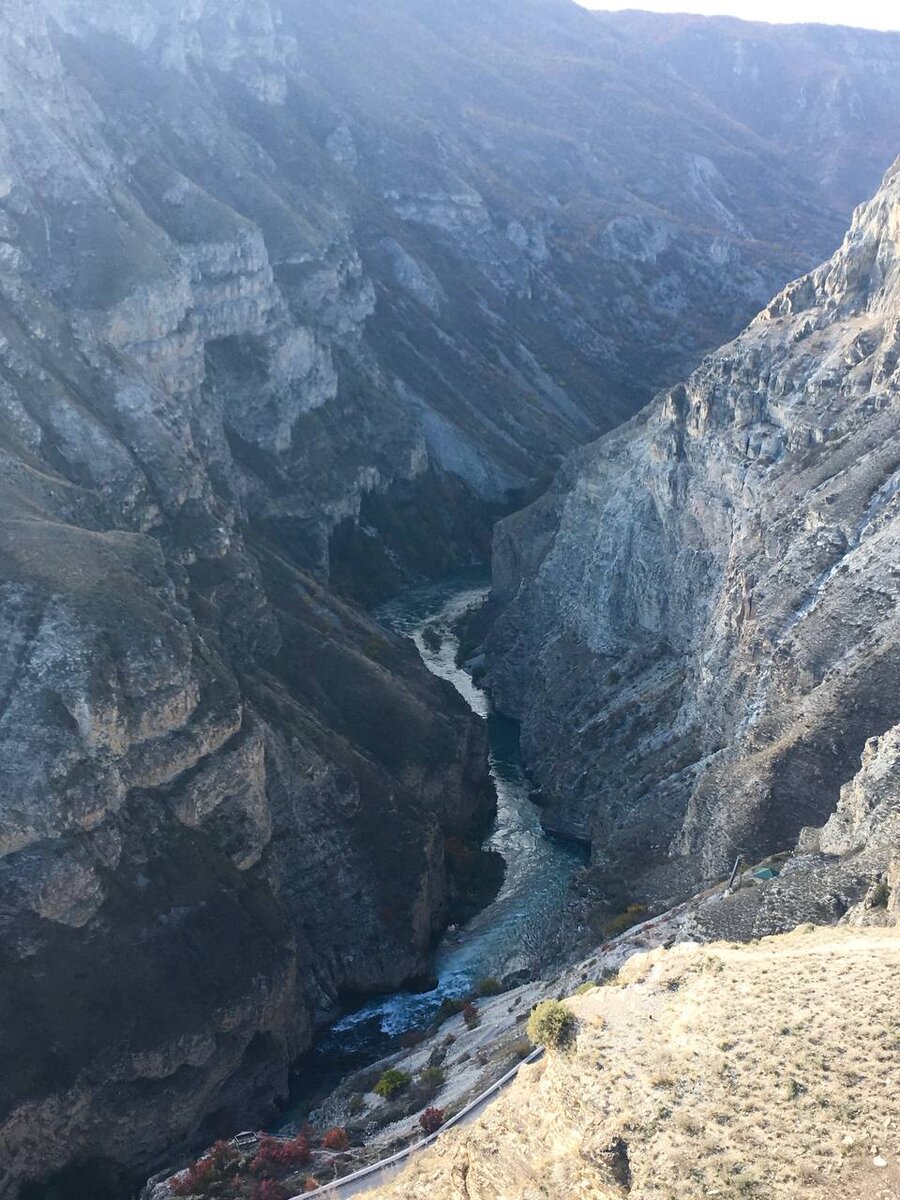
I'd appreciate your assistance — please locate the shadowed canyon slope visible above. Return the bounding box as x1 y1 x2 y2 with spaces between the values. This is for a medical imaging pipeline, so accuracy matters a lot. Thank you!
488 159 900 915
3 0 900 1196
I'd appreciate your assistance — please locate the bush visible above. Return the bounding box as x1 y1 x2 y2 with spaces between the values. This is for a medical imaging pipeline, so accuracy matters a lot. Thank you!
252 1183 289 1200
871 880 891 908
418 1066 445 1092
322 1126 349 1152
398 1027 429 1049
476 977 503 997
508 1036 532 1062
347 1093 364 1115
527 1000 575 1050
374 1068 411 1099
419 1106 445 1135
172 1141 239 1197
575 980 597 995
462 1001 480 1029
602 904 648 939
434 997 466 1025
250 1133 311 1175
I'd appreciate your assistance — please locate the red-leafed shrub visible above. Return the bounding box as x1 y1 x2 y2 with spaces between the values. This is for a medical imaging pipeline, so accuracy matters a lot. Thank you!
419 1106 445 1135
171 1141 239 1196
322 1126 350 1152
251 1182 289 1200
462 1001 480 1029
250 1133 311 1176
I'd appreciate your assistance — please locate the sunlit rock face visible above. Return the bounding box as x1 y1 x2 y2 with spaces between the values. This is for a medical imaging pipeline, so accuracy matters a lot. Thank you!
1 0 900 1194
487 162 900 910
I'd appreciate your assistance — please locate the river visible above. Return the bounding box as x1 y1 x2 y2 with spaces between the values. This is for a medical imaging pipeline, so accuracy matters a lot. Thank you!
281 568 586 1116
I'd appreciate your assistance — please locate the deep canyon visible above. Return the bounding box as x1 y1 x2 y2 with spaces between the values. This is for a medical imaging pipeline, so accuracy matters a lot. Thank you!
4 1 900 1197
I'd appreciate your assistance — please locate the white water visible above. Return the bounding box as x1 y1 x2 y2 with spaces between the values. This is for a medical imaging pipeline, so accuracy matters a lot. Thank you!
279 571 585 1119
325 569 586 1046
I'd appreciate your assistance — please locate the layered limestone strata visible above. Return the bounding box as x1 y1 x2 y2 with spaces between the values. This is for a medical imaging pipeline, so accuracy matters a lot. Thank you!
487 161 900 910
4 0 897 600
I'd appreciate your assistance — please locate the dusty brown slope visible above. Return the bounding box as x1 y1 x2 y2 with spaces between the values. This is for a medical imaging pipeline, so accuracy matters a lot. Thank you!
374 926 900 1200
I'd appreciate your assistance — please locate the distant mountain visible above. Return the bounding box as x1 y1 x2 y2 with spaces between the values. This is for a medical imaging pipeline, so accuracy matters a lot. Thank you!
596 10 900 214
2 0 893 598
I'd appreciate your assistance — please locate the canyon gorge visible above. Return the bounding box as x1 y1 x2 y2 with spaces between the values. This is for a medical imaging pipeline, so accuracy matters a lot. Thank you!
3 1 900 1198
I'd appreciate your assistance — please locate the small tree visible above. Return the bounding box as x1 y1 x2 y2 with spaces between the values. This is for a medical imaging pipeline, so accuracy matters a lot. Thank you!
462 1000 480 1029
419 1106 445 1135
250 1133 311 1175
172 1141 239 1197
434 997 465 1024
374 1068 411 1099
527 999 575 1050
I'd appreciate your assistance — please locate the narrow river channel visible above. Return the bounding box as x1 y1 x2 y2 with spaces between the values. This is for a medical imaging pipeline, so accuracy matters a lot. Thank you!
281 568 586 1118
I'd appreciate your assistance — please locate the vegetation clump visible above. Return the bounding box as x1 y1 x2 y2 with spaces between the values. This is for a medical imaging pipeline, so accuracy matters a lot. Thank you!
476 976 503 997
321 1126 349 1152
374 1068 412 1099
252 1184 288 1200
462 1000 481 1029
418 1066 445 1093
527 999 575 1050
871 880 891 908
419 1106 445 1135
172 1141 240 1197
250 1134 311 1174
172 1134 312 1199
434 997 466 1025
603 903 648 939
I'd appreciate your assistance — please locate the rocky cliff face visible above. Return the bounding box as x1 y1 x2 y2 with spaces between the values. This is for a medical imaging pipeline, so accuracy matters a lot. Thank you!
487 160 900 912
3 1 900 1195
0 324 495 1197
5 0 891 601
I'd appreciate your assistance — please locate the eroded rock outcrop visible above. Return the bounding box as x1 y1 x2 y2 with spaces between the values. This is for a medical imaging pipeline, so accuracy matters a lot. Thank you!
487 160 900 911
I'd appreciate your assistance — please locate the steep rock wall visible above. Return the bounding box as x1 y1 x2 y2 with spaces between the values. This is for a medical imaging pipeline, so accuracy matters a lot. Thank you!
487 161 900 907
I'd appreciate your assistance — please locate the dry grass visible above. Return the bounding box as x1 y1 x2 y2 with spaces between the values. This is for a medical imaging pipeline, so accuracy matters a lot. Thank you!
372 926 900 1199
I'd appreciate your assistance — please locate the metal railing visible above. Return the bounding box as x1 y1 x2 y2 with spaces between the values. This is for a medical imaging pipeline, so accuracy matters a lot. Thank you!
291 1047 544 1199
